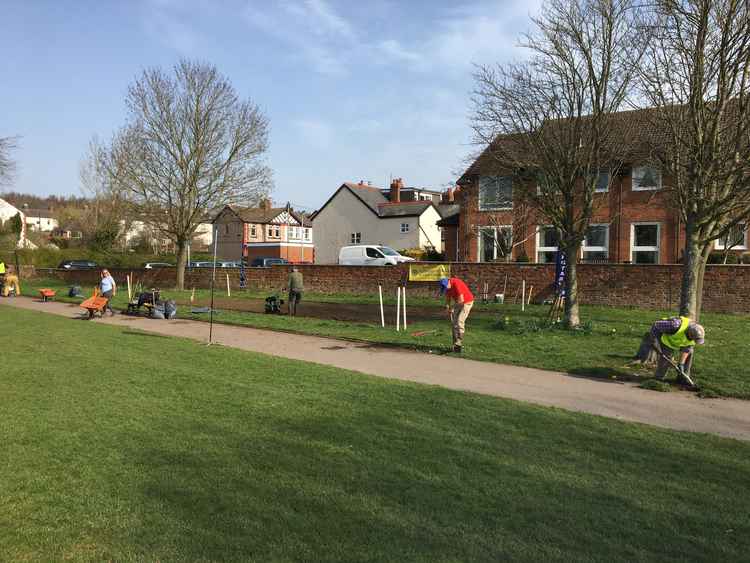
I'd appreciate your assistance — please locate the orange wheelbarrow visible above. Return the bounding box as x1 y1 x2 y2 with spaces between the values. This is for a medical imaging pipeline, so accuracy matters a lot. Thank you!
80 289 109 319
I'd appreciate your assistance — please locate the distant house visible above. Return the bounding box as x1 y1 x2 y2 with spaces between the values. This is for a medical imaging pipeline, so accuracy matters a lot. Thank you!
213 200 313 263
311 179 448 264
23 208 58 232
0 198 35 248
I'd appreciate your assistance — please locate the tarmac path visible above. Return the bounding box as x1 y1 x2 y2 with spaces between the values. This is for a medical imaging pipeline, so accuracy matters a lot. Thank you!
3 296 750 442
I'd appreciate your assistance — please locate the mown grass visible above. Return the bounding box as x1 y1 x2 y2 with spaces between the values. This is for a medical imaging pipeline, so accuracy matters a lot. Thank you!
23 278 750 399
1 305 749 562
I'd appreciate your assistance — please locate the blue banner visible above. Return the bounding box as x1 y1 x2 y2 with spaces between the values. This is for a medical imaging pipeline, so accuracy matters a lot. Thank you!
554 251 567 297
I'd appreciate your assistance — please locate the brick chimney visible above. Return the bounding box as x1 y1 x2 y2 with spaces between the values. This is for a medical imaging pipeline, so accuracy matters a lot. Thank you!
441 187 455 203
390 177 404 203
260 198 272 211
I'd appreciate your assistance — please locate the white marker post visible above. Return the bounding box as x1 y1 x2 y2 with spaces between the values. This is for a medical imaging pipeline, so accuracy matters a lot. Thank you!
396 286 401 331
378 285 385 328
521 279 526 312
402 285 407 330
226 273 231 297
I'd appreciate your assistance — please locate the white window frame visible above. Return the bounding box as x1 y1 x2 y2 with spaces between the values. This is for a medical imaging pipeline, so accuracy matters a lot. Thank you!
536 225 559 263
303 228 311 242
400 223 410 233
630 222 661 264
479 175 513 210
582 223 609 261
250 225 257 237
477 225 512 262
632 165 662 191
714 223 748 250
351 232 362 244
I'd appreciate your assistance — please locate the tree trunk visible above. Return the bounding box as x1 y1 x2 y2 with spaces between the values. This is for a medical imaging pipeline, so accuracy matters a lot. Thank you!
694 243 712 321
176 239 188 290
563 245 581 328
679 226 703 318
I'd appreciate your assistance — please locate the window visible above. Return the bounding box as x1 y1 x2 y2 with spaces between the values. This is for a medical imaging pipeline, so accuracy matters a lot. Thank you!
593 170 610 193
289 227 299 240
250 225 257 237
715 223 747 250
631 223 660 263
366 247 384 258
536 226 560 263
351 232 362 244
479 175 513 210
400 223 410 233
303 228 311 241
582 224 609 262
479 226 512 262
632 166 661 191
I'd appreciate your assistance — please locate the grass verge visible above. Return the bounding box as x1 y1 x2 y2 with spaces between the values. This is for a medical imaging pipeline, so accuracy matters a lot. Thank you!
2 305 750 561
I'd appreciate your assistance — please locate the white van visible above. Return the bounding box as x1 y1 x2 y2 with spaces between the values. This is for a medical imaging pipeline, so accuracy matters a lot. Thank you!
338 245 414 266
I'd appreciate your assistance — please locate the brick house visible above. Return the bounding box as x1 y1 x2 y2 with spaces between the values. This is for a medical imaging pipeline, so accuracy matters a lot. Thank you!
213 201 313 263
455 108 748 264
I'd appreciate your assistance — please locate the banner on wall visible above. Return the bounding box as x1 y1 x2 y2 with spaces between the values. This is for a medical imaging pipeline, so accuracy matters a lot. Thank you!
408 264 451 282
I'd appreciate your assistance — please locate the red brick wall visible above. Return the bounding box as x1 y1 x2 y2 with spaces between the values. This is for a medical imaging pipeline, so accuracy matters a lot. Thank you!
458 171 689 264
33 263 750 313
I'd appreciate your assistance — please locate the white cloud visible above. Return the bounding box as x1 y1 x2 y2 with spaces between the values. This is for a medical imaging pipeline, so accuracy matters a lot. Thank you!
142 0 202 54
376 39 424 65
244 0 355 75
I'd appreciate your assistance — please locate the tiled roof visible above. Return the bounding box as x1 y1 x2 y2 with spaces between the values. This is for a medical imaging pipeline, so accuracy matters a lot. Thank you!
342 182 389 213
458 106 675 184
23 208 56 219
436 203 459 219
377 201 434 217
220 206 303 225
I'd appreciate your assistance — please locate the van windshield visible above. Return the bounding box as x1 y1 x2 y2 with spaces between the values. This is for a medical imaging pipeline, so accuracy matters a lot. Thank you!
378 246 399 256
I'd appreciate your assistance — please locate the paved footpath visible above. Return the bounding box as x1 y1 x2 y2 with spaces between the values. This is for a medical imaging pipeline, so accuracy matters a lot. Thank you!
4 297 750 442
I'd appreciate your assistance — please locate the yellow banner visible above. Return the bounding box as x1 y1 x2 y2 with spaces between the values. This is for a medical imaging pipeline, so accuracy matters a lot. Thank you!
408 264 450 282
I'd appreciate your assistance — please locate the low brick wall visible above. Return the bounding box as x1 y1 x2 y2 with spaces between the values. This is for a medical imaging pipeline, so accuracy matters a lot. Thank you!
31 263 750 313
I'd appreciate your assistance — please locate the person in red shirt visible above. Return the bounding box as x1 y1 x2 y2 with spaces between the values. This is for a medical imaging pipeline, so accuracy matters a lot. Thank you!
439 277 474 353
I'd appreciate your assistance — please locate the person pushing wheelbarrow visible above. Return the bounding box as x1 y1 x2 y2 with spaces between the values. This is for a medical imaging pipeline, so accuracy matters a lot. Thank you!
634 316 705 388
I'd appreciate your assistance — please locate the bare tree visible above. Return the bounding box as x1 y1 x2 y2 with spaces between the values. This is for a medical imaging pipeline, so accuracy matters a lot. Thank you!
472 0 645 326
0 136 19 186
637 0 750 319
103 59 272 288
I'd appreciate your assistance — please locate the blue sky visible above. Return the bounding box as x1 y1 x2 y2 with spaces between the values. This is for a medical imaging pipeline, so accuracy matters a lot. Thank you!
0 0 540 211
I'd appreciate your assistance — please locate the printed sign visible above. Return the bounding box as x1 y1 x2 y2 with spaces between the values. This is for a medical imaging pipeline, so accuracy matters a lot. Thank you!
554 251 567 296
408 264 451 282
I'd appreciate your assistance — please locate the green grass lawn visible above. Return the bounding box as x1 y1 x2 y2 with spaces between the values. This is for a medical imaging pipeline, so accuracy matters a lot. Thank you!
2 305 749 562
24 278 750 399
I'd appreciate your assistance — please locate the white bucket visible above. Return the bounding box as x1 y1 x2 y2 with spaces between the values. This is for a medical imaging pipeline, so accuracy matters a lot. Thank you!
495 294 505 304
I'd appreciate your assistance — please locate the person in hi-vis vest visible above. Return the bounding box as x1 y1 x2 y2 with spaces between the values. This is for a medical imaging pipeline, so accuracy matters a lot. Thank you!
650 316 705 384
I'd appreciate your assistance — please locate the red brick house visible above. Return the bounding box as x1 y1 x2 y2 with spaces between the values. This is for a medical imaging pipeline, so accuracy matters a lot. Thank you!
455 109 748 264
213 201 314 263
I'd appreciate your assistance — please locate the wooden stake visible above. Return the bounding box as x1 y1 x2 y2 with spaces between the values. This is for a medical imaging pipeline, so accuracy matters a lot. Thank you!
402 285 407 330
527 285 534 305
396 287 401 331
502 273 508 295
190 287 195 304
378 285 385 328
226 273 231 297
521 280 526 312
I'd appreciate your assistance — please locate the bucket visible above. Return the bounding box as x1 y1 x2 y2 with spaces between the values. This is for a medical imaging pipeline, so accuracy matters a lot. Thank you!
495 293 505 304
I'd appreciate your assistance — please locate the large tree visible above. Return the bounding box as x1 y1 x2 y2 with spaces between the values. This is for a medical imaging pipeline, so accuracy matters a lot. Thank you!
0 135 19 186
104 59 271 288
472 0 645 327
637 0 750 319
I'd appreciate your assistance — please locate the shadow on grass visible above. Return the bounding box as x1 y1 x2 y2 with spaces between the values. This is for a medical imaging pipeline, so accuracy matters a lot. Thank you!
566 366 646 384
121 330 169 339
